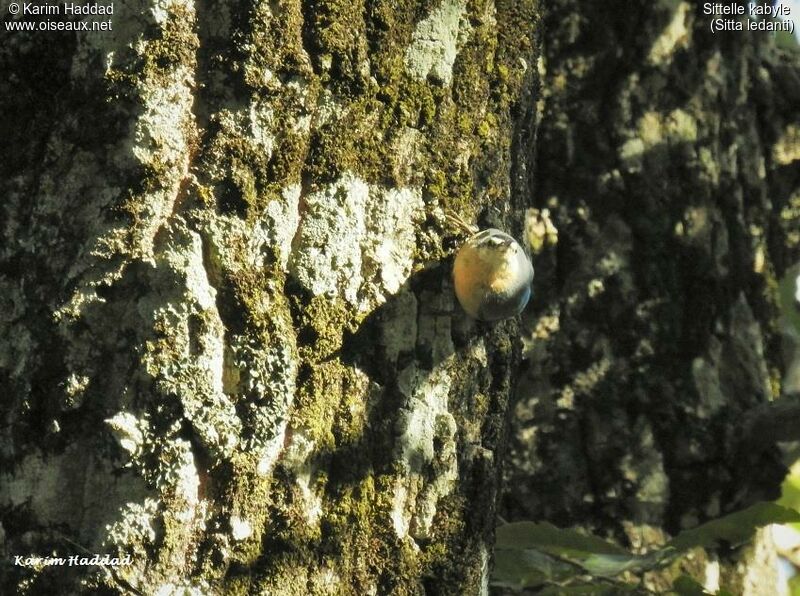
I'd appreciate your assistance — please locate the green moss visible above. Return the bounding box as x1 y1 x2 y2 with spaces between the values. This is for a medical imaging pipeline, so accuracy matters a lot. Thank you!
418 494 482 593
322 475 421 593
229 162 258 207
302 0 368 88
496 63 510 82
245 0 311 81
225 261 292 338
247 469 421 594
226 456 273 564
297 296 351 358
142 8 198 80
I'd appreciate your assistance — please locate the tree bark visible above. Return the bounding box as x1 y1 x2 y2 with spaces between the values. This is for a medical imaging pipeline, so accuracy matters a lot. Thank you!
2 1 799 595
0 0 540 594
502 0 800 593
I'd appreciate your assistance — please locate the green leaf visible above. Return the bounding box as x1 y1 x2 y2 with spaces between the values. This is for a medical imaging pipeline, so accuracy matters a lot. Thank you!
579 550 669 577
788 573 800 596
491 547 578 589
492 502 798 590
537 582 639 595
671 574 735 596
667 502 800 552
672 574 710 596
495 522 630 558
493 522 676 582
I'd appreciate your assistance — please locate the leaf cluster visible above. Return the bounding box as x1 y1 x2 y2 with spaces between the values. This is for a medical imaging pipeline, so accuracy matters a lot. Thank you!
492 502 800 594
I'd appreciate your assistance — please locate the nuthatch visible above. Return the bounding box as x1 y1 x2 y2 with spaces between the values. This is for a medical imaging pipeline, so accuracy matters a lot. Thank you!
452 228 534 321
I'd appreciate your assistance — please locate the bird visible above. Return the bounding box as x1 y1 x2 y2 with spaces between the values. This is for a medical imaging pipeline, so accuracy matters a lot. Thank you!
452 228 534 321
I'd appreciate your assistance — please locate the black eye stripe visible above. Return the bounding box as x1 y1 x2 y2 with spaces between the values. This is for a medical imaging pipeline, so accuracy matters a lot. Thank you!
482 237 513 248
472 230 513 246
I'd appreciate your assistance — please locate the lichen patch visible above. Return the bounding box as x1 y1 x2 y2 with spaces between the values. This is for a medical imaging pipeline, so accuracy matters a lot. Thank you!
647 2 692 65
288 172 424 313
392 364 458 541
405 0 473 86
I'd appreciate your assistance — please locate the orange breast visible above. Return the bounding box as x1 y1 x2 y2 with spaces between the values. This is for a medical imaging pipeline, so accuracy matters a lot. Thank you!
453 245 490 318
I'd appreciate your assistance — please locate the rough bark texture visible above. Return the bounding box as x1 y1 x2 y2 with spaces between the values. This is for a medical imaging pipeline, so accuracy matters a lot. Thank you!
0 0 542 594
502 0 800 593
2 0 799 595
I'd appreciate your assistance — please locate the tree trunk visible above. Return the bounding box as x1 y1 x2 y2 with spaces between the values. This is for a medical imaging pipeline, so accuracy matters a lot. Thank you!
502 0 800 593
2 0 799 595
0 0 540 594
